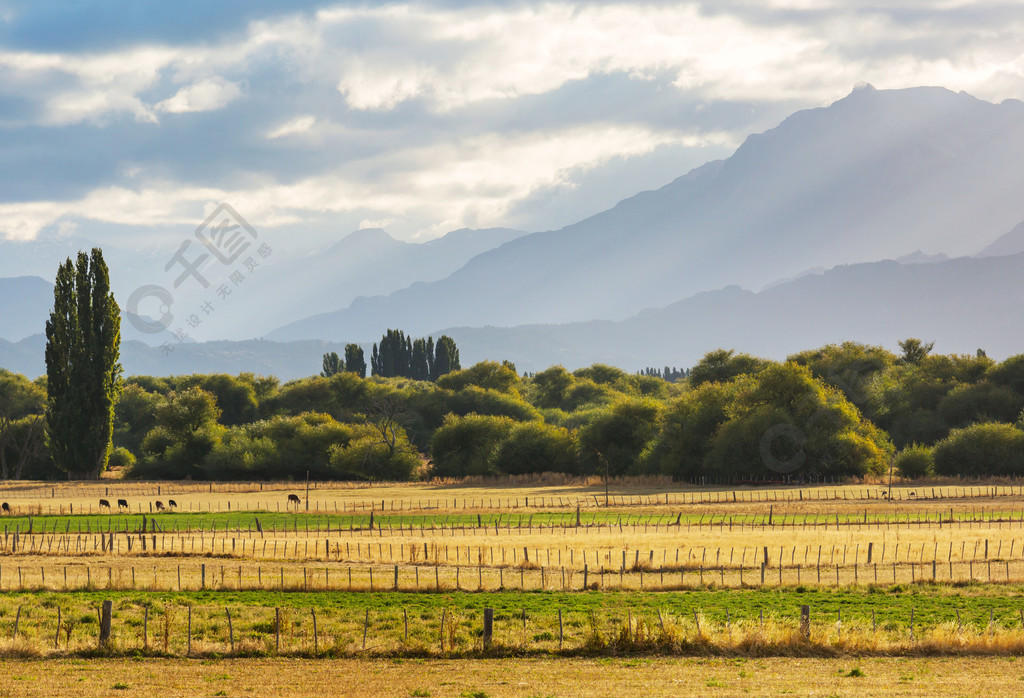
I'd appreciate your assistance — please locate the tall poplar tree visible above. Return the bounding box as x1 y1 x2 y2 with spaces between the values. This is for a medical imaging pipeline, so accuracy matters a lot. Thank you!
45 249 121 479
344 343 367 378
432 335 461 379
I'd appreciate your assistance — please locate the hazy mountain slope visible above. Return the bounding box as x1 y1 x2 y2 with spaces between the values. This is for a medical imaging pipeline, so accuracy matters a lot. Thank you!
259 227 524 341
0 276 52 342
0 226 526 344
0 334 355 381
977 219 1024 258
444 253 1024 372
273 86 1024 342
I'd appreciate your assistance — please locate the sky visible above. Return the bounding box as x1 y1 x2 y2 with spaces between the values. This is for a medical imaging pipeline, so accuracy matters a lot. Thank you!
1 0 1024 252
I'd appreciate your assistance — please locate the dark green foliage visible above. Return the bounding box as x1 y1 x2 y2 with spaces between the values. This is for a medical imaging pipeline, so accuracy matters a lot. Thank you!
430 414 515 478
431 335 460 379
932 422 1024 477
44 248 121 479
898 338 934 365
344 344 367 378
988 354 1024 394
490 421 578 475
23 334 1024 481
370 330 459 380
573 364 626 385
437 361 520 394
113 383 162 455
937 381 1023 428
410 339 429 381
321 352 344 378
645 380 748 480
578 398 662 476
107 446 136 470
647 364 890 480
688 349 771 388
178 374 259 426
136 387 222 479
789 342 894 408
894 444 934 479
0 370 46 479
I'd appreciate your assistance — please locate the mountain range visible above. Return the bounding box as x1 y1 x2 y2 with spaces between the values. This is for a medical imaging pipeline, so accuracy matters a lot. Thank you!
269 85 1024 342
4 84 1024 378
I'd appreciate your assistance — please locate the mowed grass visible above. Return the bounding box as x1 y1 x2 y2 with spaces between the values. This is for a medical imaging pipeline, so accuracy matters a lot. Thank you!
2 656 1023 697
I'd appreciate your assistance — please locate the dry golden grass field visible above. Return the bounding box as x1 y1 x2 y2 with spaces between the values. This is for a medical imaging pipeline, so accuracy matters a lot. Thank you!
0 478 1022 696
0 656 1020 696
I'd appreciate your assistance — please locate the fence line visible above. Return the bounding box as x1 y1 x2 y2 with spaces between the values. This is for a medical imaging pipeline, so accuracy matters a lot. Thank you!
0 556 1022 592
5 597 1024 658
1 483 1023 511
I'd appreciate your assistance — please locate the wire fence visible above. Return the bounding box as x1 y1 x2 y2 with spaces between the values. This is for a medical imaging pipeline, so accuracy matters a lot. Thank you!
5 597 1024 659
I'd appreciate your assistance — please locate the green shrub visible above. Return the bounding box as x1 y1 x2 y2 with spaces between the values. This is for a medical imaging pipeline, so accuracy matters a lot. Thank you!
894 444 934 479
932 422 1024 477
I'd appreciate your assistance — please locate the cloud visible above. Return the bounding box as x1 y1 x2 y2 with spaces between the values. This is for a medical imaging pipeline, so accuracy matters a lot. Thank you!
0 123 717 240
2 1 1024 246
156 78 243 114
266 114 316 139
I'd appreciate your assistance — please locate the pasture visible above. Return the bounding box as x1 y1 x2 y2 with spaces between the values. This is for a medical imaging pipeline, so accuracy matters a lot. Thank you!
1 478 1024 694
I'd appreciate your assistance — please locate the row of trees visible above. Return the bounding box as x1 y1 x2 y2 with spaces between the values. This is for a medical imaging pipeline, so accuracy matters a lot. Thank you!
321 344 367 378
6 245 1024 483
369 330 460 380
8 340 1024 482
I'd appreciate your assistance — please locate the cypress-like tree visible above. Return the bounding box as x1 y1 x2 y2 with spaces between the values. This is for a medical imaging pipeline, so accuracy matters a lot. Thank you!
431 335 461 379
411 339 429 380
371 343 381 376
45 248 121 479
321 352 344 377
344 343 366 378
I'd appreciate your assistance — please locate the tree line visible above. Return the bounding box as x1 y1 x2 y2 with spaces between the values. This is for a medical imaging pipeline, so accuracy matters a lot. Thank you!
4 248 1024 483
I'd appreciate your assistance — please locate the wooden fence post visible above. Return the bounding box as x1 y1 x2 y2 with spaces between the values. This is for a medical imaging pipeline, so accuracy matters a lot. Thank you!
99 600 112 648
483 608 493 650
226 608 234 652
800 605 810 640
311 608 317 654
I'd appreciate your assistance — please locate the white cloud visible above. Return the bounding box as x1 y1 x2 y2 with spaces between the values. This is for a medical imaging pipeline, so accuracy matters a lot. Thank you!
4 1 1024 244
0 123 720 241
359 218 396 230
266 115 317 139
156 78 243 114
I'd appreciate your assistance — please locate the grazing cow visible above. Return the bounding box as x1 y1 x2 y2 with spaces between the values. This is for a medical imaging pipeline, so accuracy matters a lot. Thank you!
117 498 129 509
168 499 177 509
909 491 917 498
155 501 165 511
99 499 111 509
1 502 8 514
288 494 301 507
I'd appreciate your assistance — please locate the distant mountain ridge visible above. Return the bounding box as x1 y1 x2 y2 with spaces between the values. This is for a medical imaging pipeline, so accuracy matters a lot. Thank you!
270 85 1024 342
7 252 1024 379
0 226 527 343
441 252 1024 371
0 276 52 342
